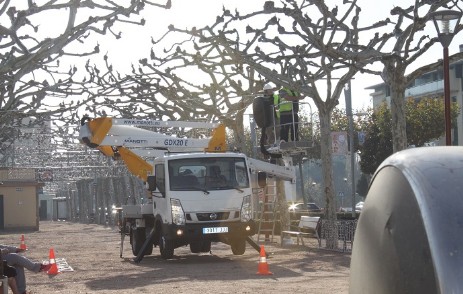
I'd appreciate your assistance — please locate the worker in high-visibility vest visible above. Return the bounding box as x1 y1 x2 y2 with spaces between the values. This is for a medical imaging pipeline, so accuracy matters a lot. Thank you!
262 83 280 145
278 87 304 142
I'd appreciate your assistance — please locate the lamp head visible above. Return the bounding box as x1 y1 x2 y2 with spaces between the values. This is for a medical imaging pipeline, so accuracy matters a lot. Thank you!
431 10 462 48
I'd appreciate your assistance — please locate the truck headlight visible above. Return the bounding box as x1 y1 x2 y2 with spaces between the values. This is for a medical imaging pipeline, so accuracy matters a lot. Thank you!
170 198 185 225
240 195 252 222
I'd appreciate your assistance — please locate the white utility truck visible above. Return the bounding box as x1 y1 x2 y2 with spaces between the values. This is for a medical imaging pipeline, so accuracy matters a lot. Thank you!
79 117 296 261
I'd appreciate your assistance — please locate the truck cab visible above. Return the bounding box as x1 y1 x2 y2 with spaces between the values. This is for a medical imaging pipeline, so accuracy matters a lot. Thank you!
127 152 256 259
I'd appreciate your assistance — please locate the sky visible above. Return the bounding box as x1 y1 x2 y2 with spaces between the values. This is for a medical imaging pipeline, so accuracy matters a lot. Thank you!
36 0 463 116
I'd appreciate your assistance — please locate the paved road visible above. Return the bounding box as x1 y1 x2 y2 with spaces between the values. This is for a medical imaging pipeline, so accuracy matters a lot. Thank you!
0 221 350 293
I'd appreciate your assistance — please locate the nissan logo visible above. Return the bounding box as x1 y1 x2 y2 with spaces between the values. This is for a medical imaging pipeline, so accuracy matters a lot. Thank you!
209 213 218 220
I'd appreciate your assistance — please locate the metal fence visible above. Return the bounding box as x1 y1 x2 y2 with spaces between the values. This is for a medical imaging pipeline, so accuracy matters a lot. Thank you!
319 219 357 253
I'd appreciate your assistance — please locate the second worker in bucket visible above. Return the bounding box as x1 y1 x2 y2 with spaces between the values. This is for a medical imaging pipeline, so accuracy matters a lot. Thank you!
278 87 304 142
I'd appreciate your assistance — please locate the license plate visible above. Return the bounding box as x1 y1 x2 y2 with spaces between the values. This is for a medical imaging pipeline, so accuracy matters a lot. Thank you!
203 227 229 234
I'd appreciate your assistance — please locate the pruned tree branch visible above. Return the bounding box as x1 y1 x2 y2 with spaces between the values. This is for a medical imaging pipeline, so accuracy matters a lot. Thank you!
0 0 171 166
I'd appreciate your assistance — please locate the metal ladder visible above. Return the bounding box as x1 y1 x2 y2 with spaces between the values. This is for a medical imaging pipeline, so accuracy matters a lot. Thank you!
257 177 279 243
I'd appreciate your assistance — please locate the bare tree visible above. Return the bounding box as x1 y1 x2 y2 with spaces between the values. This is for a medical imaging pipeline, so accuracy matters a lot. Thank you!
39 0 463 248
0 0 171 166
378 0 463 152
100 0 392 248
79 32 264 152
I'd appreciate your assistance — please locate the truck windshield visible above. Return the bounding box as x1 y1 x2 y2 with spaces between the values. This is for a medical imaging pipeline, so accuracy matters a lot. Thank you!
168 157 249 191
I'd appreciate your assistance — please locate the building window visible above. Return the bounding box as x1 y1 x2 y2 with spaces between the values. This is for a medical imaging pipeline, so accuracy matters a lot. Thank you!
16 187 23 192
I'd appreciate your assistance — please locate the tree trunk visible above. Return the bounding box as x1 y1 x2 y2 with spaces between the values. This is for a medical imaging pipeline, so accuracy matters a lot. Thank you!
113 177 124 206
103 178 112 226
96 178 104 225
87 180 95 224
76 180 85 223
277 167 290 231
319 108 338 249
225 113 247 152
383 60 408 153
390 83 408 152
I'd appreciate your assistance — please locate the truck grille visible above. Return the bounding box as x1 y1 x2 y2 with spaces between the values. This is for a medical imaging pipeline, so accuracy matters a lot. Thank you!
196 212 230 221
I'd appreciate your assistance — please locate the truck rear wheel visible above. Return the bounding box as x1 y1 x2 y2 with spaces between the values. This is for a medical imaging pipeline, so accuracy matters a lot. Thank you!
159 234 174 259
231 239 246 255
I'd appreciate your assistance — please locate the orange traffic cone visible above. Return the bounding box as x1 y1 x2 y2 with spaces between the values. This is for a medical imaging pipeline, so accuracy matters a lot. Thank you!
19 234 27 250
47 248 59 275
256 245 273 275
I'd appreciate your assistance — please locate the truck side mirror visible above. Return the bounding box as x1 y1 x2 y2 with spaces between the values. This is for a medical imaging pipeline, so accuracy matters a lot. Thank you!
147 175 156 191
257 172 267 188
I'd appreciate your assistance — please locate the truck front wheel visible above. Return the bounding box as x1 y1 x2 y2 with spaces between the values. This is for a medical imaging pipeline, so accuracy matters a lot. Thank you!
159 234 174 259
201 240 211 253
231 239 246 255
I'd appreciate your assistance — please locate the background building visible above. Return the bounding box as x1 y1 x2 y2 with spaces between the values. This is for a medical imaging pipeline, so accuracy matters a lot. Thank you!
0 168 44 230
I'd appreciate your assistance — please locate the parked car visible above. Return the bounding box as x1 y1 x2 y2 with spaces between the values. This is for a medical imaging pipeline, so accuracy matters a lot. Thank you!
288 202 322 228
288 202 322 213
339 207 353 212
355 201 364 212
307 202 323 213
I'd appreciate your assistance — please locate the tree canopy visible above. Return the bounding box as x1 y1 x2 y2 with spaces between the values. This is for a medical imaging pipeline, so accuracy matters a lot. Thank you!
359 97 460 174
0 0 171 167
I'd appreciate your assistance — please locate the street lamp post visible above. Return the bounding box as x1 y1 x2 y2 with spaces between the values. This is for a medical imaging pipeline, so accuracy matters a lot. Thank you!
310 182 316 202
344 81 356 217
431 10 462 146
